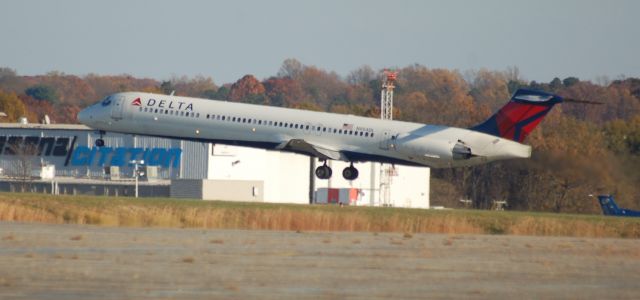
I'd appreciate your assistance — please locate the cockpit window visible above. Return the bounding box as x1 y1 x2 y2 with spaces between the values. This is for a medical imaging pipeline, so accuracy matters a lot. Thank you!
101 96 112 107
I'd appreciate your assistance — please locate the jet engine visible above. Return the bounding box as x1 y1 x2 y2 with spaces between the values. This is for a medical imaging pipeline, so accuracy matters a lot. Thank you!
452 140 473 160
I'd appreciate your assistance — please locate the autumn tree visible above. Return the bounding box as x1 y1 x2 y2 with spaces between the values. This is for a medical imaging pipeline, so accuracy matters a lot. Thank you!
228 75 267 104
346 65 376 86
262 77 305 107
277 58 304 79
0 90 29 122
467 69 510 112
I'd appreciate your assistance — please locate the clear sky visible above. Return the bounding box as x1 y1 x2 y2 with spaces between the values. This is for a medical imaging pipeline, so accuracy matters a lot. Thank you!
1 0 638 84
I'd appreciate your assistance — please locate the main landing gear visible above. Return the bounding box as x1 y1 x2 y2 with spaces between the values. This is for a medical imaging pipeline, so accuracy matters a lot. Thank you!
342 163 359 181
315 161 332 179
95 130 106 147
315 161 359 180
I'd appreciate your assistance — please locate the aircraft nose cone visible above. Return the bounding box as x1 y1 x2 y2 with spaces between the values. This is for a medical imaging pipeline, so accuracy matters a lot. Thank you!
77 107 90 124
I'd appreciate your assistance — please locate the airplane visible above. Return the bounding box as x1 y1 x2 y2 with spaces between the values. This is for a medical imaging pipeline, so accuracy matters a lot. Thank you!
597 195 640 217
77 88 585 180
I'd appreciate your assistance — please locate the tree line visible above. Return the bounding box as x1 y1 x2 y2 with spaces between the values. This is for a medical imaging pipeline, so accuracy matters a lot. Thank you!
0 59 638 214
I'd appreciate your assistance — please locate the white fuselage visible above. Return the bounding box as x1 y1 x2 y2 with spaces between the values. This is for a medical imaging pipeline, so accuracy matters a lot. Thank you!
78 92 531 168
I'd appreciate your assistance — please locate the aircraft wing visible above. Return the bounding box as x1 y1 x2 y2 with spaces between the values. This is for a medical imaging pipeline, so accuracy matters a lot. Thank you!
276 139 345 161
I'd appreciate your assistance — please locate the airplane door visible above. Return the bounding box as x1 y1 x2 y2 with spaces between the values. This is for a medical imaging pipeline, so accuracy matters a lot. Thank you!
303 122 312 135
110 95 125 120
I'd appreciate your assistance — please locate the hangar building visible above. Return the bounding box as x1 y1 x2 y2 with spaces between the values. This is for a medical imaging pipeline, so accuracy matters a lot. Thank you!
0 123 429 208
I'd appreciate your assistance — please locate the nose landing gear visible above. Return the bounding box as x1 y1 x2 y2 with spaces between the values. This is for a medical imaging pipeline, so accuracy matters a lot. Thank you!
95 130 106 147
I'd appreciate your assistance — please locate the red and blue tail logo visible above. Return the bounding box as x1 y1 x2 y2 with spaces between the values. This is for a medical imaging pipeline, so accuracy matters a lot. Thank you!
470 89 563 143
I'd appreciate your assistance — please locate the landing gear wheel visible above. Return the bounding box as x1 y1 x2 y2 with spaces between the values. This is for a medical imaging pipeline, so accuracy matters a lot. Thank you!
342 165 359 180
315 165 332 179
95 139 105 147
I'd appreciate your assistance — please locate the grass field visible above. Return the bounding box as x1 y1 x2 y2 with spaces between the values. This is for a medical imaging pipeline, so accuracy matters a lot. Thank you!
1 192 639 238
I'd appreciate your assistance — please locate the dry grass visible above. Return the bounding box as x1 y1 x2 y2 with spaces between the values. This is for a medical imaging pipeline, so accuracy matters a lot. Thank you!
0 192 639 239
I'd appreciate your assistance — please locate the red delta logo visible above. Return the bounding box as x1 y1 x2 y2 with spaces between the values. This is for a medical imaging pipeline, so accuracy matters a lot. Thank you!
131 98 142 106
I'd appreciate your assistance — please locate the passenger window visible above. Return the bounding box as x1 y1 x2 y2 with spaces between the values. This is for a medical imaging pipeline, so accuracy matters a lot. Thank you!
165 110 169 114
206 114 210 119
339 129 342 134
305 125 309 130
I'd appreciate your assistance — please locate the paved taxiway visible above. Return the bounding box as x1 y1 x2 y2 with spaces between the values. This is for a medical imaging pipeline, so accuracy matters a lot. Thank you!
1 222 639 299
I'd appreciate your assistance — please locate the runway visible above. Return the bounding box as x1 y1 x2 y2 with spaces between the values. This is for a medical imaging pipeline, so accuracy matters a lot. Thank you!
1 222 639 299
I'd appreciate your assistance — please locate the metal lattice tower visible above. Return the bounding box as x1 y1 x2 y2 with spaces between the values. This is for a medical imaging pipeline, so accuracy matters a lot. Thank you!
380 70 396 120
379 70 397 206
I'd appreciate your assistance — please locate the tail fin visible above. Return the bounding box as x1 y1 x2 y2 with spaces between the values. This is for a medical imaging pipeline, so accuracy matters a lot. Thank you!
471 89 563 143
598 195 620 216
